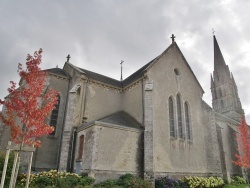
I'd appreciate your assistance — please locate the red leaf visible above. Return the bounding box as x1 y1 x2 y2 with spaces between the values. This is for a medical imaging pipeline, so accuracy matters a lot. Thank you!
0 49 58 147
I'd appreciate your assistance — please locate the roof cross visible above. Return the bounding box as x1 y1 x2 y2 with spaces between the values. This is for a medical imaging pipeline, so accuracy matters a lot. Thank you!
171 34 176 43
212 28 215 36
66 54 71 62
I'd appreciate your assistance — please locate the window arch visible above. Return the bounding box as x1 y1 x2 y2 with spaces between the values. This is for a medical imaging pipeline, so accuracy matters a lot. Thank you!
168 96 175 137
185 102 191 140
49 95 60 135
176 94 183 138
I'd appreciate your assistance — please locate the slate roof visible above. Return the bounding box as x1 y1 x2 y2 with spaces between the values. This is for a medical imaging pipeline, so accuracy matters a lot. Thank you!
46 68 70 78
122 58 156 87
76 57 157 88
96 111 143 130
67 42 204 92
78 68 122 88
73 43 172 88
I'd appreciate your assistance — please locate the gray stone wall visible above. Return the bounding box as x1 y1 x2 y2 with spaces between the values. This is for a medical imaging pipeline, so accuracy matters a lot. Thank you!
76 124 143 182
0 73 69 171
58 86 77 171
84 83 122 123
75 126 96 175
202 101 222 175
122 81 143 124
33 74 69 171
144 80 154 181
215 115 243 180
146 44 210 177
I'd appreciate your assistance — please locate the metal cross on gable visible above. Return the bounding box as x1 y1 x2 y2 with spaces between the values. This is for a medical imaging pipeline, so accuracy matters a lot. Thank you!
212 28 215 36
66 54 71 62
171 34 176 43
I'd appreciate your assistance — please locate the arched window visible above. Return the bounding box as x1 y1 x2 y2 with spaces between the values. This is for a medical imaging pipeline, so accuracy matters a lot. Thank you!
185 102 191 140
50 95 60 135
169 97 175 137
177 94 183 138
77 135 84 160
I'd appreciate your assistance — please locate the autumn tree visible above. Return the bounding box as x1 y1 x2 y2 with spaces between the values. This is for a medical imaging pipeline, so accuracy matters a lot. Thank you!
233 116 250 168
0 49 58 147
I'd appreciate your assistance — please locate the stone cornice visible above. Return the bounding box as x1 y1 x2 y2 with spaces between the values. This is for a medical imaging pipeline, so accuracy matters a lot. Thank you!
77 121 142 133
214 112 239 126
80 78 122 92
80 77 145 93
48 72 69 80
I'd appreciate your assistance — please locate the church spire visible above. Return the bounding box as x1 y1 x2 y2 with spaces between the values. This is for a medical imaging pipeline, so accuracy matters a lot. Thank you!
213 35 227 70
211 35 244 121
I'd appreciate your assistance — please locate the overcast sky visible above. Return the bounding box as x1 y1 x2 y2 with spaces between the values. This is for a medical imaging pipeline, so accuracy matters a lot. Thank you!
0 0 250 122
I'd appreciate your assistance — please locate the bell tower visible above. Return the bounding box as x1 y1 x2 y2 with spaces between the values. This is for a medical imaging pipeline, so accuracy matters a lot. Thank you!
210 35 244 121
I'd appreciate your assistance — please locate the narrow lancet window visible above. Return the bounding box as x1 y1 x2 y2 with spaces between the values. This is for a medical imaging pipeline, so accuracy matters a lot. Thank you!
50 95 60 135
185 102 191 140
169 97 175 137
177 94 183 138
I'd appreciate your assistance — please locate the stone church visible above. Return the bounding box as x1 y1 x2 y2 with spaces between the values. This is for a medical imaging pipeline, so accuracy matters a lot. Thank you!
0 35 245 182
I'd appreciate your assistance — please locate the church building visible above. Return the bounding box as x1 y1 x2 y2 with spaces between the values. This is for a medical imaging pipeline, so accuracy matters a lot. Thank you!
0 35 245 182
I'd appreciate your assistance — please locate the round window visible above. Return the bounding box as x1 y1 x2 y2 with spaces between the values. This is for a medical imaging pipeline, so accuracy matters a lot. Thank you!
174 68 180 76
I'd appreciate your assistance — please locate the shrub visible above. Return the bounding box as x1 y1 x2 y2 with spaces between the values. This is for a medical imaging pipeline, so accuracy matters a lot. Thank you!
94 173 152 188
33 176 53 187
230 176 246 184
182 176 224 188
80 175 95 186
57 176 81 188
0 150 15 188
155 176 188 188
118 173 152 188
94 179 119 188
16 170 94 188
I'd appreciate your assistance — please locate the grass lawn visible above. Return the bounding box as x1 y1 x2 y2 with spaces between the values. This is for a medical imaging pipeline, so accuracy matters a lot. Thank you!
224 184 250 188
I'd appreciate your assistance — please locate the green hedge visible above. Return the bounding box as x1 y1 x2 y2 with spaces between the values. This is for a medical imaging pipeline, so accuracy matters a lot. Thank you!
94 173 152 188
17 170 94 188
182 176 224 188
230 176 246 184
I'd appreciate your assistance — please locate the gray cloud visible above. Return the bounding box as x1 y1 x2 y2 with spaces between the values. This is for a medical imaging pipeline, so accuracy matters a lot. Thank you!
0 0 250 122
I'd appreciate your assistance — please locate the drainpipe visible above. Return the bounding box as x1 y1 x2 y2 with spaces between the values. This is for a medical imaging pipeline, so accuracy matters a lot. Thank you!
142 78 145 126
57 77 71 171
141 78 145 178
69 127 77 172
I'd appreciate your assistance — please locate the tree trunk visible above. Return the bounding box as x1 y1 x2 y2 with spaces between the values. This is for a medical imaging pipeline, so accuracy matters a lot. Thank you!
25 146 34 188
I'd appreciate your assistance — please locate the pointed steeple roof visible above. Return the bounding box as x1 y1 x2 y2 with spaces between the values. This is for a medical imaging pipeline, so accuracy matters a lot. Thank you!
213 35 227 70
